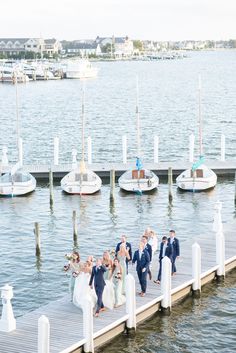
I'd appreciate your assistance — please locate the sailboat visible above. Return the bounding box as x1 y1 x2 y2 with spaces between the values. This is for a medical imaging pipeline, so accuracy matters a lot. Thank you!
118 79 159 193
176 76 217 191
60 89 102 195
0 80 36 196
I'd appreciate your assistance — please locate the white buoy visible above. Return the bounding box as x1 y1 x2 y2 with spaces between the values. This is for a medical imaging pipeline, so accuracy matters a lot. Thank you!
1 146 8 166
71 149 77 170
122 135 127 164
221 134 225 162
125 273 136 331
0 284 16 332
82 298 94 353
192 243 201 294
38 315 50 353
87 136 92 165
54 137 59 166
154 135 159 164
18 137 23 166
161 256 172 312
189 133 195 163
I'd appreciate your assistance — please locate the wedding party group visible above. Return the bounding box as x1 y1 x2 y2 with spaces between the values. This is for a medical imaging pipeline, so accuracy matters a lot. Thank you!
64 228 180 317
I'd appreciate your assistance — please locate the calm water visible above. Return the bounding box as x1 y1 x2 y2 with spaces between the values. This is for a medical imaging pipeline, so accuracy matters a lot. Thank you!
0 51 236 351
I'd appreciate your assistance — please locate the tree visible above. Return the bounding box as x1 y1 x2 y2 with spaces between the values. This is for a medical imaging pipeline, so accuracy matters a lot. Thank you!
101 43 112 53
133 40 143 51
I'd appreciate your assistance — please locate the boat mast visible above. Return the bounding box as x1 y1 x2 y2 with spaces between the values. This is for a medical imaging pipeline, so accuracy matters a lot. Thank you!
198 75 203 157
81 87 85 166
15 77 20 162
136 77 141 158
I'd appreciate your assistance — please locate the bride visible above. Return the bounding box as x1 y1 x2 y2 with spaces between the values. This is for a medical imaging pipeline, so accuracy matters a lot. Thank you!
73 256 96 309
102 251 115 310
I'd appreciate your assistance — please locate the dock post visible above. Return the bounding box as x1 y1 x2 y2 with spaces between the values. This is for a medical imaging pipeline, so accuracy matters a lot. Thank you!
154 135 159 163
125 273 136 333
82 298 94 353
1 146 8 166
49 168 54 207
234 172 236 205
192 243 201 297
18 137 23 166
122 135 127 164
34 222 41 256
189 133 195 162
72 149 77 169
110 170 115 200
168 167 173 201
54 137 59 166
161 256 172 314
38 315 50 353
0 284 16 332
72 210 78 244
87 136 92 165
213 201 225 279
220 134 225 162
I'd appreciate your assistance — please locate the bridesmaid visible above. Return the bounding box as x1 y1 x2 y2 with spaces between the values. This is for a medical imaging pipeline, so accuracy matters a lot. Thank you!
102 251 113 280
117 243 130 294
64 251 81 300
112 258 126 307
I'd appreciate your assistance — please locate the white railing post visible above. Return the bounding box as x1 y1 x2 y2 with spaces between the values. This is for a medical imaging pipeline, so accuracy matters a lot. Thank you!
71 149 77 170
189 133 195 162
161 256 172 313
0 284 16 332
1 146 8 166
125 273 136 332
38 315 50 353
53 137 59 166
18 138 23 166
213 201 225 278
221 134 225 162
83 298 94 353
154 136 159 163
87 136 92 165
192 243 201 295
122 135 127 164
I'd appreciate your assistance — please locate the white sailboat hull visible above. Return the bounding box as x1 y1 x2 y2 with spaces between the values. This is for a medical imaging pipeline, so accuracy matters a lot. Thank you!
0 172 36 196
176 165 217 191
118 169 159 192
61 169 102 195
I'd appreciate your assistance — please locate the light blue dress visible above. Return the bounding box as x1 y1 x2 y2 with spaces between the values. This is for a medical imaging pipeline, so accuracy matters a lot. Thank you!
117 254 127 294
112 267 126 306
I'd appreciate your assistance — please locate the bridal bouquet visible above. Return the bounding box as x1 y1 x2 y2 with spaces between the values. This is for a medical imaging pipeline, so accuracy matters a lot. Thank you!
65 252 78 261
109 248 116 258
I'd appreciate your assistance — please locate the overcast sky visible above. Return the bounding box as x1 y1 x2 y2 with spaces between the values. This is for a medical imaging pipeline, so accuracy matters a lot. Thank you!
0 0 236 41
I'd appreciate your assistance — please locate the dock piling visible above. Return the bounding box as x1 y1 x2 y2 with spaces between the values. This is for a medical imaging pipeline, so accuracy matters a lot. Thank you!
221 134 225 162
53 137 59 166
122 135 127 164
161 256 172 314
192 243 201 297
110 170 115 200
168 167 173 201
87 137 92 165
213 201 225 278
72 210 78 244
49 169 54 207
34 222 41 256
234 172 236 205
0 284 16 332
125 274 136 333
189 133 195 162
38 315 50 353
82 298 94 353
154 136 159 164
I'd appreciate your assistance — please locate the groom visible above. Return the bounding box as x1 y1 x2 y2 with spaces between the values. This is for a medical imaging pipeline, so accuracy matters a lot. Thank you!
89 258 107 317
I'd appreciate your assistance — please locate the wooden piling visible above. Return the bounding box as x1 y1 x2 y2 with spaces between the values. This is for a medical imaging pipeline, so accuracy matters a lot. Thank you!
168 167 173 201
110 170 115 200
72 210 78 244
34 222 41 256
235 172 236 205
49 169 54 207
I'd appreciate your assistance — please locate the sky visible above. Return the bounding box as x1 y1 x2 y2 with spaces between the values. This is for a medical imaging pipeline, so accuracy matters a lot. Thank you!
0 0 236 41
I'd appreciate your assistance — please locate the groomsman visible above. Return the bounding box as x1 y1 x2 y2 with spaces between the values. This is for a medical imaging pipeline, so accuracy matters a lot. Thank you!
168 230 180 275
115 235 132 272
132 242 150 296
154 236 173 284
141 235 152 280
89 258 107 317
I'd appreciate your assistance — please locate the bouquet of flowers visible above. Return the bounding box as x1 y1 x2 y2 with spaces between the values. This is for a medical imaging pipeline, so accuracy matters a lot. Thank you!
109 248 116 259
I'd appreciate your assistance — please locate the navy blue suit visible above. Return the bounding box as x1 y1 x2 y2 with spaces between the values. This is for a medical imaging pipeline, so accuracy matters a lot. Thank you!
132 249 150 293
168 237 180 273
115 241 132 272
157 242 173 281
144 243 152 278
89 265 107 313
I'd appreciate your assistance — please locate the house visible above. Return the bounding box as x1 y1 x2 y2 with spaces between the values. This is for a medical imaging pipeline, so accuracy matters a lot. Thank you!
0 38 28 55
62 40 101 56
44 39 62 56
96 36 134 57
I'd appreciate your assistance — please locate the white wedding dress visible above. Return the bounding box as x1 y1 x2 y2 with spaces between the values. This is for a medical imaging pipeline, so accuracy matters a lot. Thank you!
102 279 115 310
73 272 96 309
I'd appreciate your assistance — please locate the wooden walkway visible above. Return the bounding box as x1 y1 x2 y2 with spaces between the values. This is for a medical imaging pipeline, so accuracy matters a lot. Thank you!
1 160 236 180
0 227 235 353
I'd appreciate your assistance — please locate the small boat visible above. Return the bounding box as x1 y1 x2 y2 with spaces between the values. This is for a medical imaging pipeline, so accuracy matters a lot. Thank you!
0 66 29 83
118 79 159 193
0 164 36 196
61 89 101 195
65 59 98 79
176 76 217 191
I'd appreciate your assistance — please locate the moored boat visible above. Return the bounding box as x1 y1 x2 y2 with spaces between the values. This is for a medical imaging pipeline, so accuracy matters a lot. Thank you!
65 59 98 79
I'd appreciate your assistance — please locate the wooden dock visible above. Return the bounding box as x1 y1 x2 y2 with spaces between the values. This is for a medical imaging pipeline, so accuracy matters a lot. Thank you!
0 224 235 353
1 160 236 181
